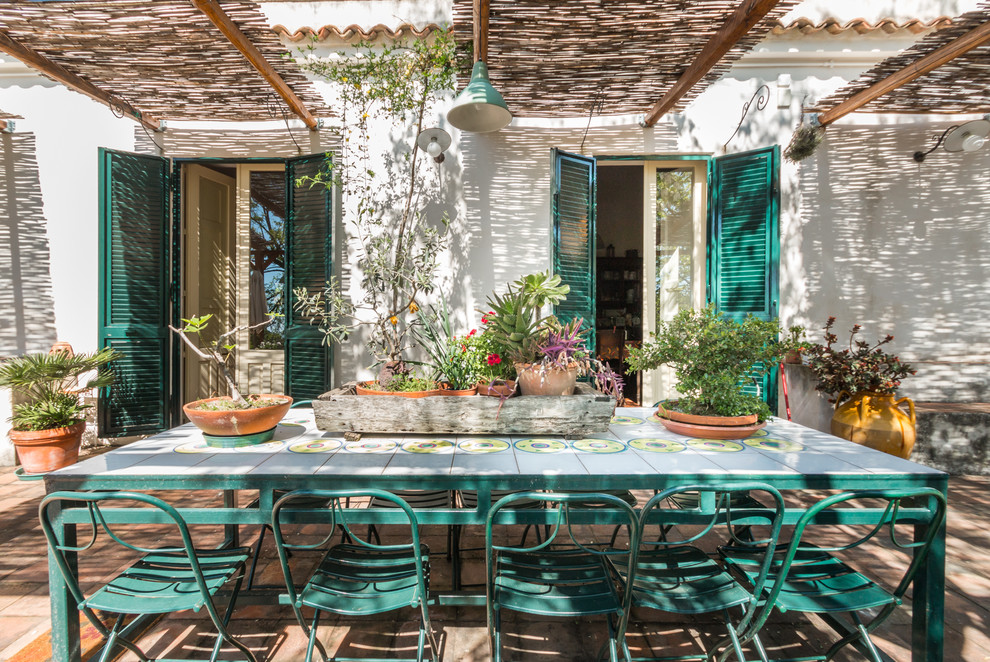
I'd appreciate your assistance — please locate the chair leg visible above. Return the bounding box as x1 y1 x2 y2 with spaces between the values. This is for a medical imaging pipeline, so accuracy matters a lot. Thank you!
245 524 268 590
824 611 884 662
208 571 259 662
305 609 322 662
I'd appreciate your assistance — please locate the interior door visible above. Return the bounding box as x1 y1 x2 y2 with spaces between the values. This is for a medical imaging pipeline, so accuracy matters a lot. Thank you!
642 159 709 406
183 164 236 404
236 164 286 396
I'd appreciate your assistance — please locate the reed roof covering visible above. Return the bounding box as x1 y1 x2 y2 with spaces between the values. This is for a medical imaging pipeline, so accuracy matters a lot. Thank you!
0 0 329 122
814 5 990 114
451 0 799 117
0 108 18 120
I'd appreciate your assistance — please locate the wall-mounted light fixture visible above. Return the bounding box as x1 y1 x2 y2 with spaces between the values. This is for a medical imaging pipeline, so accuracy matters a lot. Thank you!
913 115 990 162
416 128 451 163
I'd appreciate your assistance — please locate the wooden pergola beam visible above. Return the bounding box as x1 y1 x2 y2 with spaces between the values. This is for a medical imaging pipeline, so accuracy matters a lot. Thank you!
0 30 160 131
0 119 8 132
190 0 318 130
818 20 990 126
473 0 490 62
642 0 782 127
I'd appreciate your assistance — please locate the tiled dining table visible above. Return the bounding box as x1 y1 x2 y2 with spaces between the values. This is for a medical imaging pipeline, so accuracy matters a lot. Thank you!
45 406 947 662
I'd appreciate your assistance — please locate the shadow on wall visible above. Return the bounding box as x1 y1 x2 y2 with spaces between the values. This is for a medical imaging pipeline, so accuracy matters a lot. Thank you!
458 122 678 309
0 133 57 356
135 127 338 159
796 122 990 402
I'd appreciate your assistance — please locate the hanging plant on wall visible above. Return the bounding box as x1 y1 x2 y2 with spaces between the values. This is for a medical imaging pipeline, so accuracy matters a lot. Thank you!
291 32 460 385
784 117 827 163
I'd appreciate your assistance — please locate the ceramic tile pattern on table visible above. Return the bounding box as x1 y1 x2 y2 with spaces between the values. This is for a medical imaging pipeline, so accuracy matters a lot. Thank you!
49 406 945 484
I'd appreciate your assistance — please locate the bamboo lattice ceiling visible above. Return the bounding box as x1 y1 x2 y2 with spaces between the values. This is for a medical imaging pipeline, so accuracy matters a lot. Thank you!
0 0 329 122
451 0 799 117
814 3 990 114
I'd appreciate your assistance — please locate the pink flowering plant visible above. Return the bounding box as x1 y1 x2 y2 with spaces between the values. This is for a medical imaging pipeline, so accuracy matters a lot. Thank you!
804 317 915 401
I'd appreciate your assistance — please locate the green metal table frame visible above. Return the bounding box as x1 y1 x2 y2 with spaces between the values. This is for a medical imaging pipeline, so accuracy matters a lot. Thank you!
44 408 947 662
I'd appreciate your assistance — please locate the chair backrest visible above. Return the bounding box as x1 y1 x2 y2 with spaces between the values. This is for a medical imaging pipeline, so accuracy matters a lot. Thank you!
271 489 428 609
485 491 641 637
643 484 784 619
764 488 947 613
38 491 221 622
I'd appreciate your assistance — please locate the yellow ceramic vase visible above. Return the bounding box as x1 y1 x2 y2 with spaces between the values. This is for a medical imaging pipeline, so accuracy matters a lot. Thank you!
830 390 916 459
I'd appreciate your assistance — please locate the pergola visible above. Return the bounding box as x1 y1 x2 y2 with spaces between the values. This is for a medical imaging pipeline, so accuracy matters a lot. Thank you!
813 2 990 122
0 0 987 132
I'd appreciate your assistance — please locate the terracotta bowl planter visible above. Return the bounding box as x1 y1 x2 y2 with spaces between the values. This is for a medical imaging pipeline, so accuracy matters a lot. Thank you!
10 421 86 474
477 380 516 398
654 403 765 440
514 363 578 396
355 382 442 398
183 395 292 436
657 402 758 427
438 385 478 396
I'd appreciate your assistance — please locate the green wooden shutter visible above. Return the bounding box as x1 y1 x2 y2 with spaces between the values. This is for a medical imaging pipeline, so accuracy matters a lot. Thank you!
710 146 780 409
97 148 172 437
551 148 596 351
285 153 333 400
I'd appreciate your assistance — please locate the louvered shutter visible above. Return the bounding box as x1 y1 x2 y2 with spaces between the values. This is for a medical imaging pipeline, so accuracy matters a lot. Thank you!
710 146 780 408
97 149 172 437
551 148 596 352
285 154 333 400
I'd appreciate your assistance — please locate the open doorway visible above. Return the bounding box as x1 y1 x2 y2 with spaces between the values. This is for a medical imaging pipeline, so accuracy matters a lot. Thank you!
596 159 708 406
180 162 286 407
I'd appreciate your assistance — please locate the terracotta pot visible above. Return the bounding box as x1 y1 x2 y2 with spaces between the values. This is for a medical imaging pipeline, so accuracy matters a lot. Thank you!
657 402 758 427
514 363 578 396
831 390 916 459
10 420 86 474
653 415 766 440
437 385 478 396
183 395 292 436
355 382 441 398
783 350 803 365
477 380 516 398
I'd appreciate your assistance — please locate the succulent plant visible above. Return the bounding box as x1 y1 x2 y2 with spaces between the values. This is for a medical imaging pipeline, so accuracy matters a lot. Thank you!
484 271 569 364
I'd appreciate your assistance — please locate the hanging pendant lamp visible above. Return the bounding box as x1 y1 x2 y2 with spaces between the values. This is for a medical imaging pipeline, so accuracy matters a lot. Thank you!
446 60 512 133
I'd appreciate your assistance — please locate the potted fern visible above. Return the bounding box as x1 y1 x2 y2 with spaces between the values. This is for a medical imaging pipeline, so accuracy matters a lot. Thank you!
0 347 119 473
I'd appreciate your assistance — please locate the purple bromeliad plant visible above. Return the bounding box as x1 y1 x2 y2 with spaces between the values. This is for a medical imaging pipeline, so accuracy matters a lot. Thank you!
535 318 589 369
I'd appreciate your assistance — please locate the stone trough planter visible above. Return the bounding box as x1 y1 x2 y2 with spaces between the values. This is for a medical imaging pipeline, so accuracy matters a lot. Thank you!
313 382 616 439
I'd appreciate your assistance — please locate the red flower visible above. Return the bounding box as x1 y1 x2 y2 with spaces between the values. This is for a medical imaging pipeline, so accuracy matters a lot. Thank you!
468 329 477 337
481 311 496 325
487 353 501 366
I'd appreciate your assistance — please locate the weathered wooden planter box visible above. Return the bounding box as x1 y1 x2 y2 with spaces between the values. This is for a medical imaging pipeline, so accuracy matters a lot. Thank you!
313 382 616 438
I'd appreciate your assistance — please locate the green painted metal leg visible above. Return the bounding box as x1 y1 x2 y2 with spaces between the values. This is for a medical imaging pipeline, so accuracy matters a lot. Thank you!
913 512 946 662
49 509 80 662
305 609 321 662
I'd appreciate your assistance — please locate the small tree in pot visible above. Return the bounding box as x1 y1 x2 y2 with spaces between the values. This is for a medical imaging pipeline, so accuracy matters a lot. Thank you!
0 347 119 473
170 314 292 439
626 305 788 438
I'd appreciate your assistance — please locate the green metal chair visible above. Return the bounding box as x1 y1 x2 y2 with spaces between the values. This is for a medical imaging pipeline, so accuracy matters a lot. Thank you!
272 489 439 662
609 483 784 662
485 491 640 662
720 488 948 662
39 491 257 662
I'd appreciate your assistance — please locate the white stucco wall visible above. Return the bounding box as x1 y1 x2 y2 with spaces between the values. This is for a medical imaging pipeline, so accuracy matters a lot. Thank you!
1 0 987 429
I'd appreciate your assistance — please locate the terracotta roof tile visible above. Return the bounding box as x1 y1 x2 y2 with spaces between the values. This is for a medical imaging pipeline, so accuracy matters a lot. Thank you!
772 16 955 36
274 22 444 43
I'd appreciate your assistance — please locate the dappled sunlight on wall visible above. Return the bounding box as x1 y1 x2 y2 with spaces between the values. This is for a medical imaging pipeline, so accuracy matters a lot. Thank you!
458 122 678 309
0 133 57 356
795 122 990 401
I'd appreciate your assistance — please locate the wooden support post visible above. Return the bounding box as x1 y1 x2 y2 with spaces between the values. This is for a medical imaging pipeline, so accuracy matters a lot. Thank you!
473 0 490 62
0 119 8 132
642 0 781 127
0 30 160 131
819 20 990 126
190 0 319 130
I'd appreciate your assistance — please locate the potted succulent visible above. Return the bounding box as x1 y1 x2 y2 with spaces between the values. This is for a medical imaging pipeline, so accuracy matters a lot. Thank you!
485 271 574 395
626 305 789 439
782 325 810 364
804 317 917 458
0 347 119 473
170 314 292 442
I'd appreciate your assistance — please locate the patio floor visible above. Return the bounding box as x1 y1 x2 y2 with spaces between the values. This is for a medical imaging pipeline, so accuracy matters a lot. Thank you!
0 468 988 662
